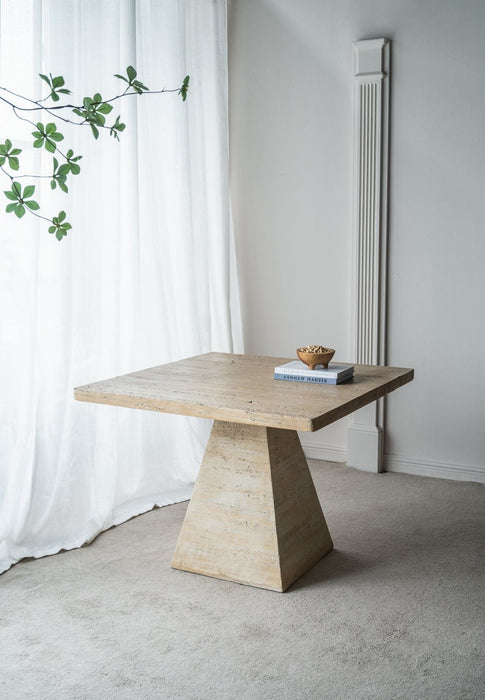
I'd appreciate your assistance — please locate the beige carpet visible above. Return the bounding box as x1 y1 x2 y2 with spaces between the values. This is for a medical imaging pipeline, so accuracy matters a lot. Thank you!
1 461 484 700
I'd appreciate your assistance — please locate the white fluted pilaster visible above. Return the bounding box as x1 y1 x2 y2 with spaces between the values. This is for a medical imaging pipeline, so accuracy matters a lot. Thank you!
347 39 390 472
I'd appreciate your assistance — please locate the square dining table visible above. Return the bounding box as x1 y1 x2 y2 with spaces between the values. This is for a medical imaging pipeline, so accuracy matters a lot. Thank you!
74 352 413 591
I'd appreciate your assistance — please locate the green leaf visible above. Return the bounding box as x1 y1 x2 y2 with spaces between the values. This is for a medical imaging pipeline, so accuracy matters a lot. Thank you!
36 122 44 132
66 149 74 159
49 212 72 240
116 117 125 131
45 139 56 153
8 157 19 170
69 163 81 175
90 124 100 140
51 179 57 190
25 200 40 211
45 123 56 134
58 88 71 95
12 182 21 197
39 73 51 86
50 132 64 142
109 114 126 139
133 79 149 92
5 202 17 213
0 141 21 157
33 138 44 149
51 93 60 102
59 181 68 193
126 65 137 81
98 102 113 115
179 75 190 101
114 74 128 83
4 190 18 201
14 204 26 219
52 75 65 88
93 93 102 103
23 185 35 198
0 156 5 166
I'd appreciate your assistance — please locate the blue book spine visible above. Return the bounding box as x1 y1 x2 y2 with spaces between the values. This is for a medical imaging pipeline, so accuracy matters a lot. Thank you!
274 373 341 384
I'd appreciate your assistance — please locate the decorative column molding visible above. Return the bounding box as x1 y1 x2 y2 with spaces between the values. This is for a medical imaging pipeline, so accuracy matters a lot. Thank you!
347 38 390 473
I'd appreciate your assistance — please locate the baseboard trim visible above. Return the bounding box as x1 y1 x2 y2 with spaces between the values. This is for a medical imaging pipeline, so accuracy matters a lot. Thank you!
384 453 485 484
300 440 346 464
300 440 485 484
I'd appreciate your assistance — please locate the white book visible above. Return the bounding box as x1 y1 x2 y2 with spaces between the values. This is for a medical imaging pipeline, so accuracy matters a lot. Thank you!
274 373 353 385
274 360 354 379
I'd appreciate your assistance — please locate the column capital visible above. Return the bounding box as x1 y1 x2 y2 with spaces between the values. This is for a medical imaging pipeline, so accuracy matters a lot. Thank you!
353 38 389 78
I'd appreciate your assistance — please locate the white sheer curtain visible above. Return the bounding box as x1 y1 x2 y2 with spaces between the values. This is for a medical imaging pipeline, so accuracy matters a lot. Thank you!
0 0 242 574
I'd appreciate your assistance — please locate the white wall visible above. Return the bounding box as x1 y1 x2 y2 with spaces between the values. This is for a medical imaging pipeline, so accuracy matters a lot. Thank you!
228 0 485 482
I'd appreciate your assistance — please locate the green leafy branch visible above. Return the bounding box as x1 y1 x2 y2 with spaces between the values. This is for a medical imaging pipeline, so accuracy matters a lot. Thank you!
32 121 64 152
114 65 149 94
48 210 72 240
0 66 190 240
2 178 68 240
72 93 115 140
0 139 21 171
39 73 71 102
4 181 40 218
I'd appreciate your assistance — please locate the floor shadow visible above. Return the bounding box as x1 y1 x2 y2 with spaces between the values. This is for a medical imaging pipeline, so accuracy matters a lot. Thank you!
288 549 372 592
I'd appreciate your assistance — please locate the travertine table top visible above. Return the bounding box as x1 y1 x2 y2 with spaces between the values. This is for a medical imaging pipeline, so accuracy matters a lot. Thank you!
74 352 413 432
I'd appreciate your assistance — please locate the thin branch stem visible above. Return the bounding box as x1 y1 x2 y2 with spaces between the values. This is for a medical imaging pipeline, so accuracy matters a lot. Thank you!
20 205 53 225
7 173 53 179
0 85 41 107
0 85 181 113
12 105 38 129
0 163 14 182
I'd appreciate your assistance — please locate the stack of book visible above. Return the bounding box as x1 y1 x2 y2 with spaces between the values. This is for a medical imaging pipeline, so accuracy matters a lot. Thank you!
274 361 354 385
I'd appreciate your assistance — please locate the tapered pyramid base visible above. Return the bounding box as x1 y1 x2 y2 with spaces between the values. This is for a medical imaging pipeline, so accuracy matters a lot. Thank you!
171 420 333 592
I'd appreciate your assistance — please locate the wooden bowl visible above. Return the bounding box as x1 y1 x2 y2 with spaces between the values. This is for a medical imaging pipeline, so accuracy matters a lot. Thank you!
297 347 335 370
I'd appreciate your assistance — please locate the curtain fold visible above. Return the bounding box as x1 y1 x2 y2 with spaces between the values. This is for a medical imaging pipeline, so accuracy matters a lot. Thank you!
0 0 242 574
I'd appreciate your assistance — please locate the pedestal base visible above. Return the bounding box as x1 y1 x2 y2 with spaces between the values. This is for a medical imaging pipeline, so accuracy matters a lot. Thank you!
171 420 333 592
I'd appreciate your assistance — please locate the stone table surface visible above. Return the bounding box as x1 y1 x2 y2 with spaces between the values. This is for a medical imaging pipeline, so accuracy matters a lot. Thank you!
74 352 414 432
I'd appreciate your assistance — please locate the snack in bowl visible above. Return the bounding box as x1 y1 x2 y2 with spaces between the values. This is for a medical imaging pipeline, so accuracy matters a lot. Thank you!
296 345 336 370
